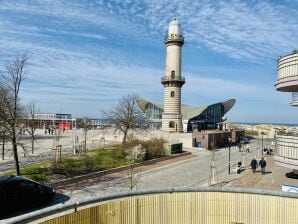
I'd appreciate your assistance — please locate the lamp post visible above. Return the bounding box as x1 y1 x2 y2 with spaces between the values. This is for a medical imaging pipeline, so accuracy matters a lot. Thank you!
274 128 278 152
261 132 264 155
228 137 231 174
2 132 5 160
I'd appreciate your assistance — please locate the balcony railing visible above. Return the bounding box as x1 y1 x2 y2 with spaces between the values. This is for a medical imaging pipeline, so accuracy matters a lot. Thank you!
290 92 298 106
276 135 298 160
165 34 184 41
10 188 298 224
275 50 298 92
161 76 185 83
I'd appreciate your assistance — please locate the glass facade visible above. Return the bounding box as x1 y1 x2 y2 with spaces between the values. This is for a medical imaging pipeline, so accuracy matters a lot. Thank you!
56 114 72 119
140 101 228 132
188 104 224 132
143 103 163 129
144 103 163 120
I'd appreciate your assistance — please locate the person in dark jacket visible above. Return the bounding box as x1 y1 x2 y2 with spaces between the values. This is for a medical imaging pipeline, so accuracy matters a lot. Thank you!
259 157 267 175
250 157 258 173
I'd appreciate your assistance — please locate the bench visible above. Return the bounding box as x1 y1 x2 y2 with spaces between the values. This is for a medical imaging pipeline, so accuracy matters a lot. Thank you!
231 165 244 175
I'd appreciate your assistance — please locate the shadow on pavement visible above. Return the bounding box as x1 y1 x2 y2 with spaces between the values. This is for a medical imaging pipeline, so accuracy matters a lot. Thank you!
0 193 70 220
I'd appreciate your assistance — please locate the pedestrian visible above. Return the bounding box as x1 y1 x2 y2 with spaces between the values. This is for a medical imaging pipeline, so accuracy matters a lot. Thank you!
246 144 250 153
238 143 242 152
259 157 267 175
237 161 242 174
250 157 258 173
48 128 51 135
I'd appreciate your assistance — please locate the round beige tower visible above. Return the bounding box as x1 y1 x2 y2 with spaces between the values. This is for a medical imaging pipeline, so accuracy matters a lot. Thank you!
161 18 185 132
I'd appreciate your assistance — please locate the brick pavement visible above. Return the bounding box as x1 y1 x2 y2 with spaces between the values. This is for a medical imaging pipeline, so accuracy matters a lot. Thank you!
55 153 195 193
228 154 298 191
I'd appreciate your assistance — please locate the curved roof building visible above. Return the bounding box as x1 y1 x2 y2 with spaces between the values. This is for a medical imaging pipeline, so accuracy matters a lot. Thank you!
137 98 235 132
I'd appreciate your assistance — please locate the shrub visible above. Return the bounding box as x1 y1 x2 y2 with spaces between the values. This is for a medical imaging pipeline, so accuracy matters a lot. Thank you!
49 158 85 177
142 138 165 160
84 156 95 172
21 166 49 182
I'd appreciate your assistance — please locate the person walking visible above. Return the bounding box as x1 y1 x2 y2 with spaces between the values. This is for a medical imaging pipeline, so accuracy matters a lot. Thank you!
259 157 267 175
250 157 258 173
246 144 250 153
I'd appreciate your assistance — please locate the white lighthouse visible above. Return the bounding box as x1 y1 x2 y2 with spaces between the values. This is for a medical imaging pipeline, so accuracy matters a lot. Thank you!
161 18 185 132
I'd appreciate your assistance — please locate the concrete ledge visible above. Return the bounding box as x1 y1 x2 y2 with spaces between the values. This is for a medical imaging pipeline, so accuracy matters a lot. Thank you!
49 151 191 188
274 155 298 170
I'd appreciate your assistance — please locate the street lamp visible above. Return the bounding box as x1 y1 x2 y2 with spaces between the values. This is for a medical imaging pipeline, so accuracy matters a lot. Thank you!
2 131 5 160
228 137 231 174
261 132 264 155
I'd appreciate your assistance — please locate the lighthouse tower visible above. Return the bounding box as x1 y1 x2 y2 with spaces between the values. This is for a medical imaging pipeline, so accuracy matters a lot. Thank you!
161 18 185 132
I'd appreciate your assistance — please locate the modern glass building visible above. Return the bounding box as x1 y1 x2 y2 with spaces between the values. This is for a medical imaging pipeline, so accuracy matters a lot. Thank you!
31 113 77 129
137 98 235 132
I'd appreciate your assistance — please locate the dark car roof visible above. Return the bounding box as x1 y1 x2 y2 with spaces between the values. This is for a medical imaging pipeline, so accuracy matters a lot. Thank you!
0 176 39 185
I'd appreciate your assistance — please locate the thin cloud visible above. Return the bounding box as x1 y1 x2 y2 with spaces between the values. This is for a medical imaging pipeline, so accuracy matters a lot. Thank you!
0 0 296 122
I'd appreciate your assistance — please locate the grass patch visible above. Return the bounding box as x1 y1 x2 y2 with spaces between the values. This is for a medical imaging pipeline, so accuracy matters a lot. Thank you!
1 138 166 183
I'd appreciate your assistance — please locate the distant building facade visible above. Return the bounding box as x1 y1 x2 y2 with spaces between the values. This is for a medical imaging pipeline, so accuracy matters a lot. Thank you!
76 118 111 129
32 113 76 129
137 98 235 133
192 125 244 150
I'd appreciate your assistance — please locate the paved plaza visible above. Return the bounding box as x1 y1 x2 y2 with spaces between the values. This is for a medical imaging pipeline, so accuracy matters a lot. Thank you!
1 130 296 193
52 138 296 205
0 130 296 203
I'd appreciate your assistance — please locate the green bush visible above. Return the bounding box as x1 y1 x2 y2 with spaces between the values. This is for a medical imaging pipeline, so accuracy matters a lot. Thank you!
142 138 165 160
84 156 95 172
21 166 49 182
1 137 167 183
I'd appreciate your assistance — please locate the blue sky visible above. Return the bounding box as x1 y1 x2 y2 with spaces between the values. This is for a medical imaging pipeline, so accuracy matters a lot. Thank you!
0 0 297 123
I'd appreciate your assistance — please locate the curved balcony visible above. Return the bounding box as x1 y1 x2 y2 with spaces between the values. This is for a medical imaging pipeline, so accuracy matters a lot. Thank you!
275 50 298 92
164 34 184 46
8 187 298 224
274 134 298 170
161 76 185 86
289 92 298 106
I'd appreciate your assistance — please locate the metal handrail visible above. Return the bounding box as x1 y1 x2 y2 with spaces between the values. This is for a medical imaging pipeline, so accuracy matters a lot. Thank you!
165 34 184 42
292 92 298 103
161 76 185 82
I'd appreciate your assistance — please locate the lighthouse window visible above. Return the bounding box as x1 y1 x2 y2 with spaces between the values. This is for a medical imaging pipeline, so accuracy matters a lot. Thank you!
169 121 175 128
171 70 175 79
171 91 175 97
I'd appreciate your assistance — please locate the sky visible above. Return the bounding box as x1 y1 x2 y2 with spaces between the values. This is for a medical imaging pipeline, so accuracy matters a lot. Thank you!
0 0 297 123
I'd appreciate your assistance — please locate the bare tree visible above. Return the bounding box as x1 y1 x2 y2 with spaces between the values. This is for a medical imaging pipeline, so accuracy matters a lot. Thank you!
52 127 63 163
126 144 145 191
81 117 92 154
103 94 148 144
0 123 7 160
26 102 38 154
0 53 28 175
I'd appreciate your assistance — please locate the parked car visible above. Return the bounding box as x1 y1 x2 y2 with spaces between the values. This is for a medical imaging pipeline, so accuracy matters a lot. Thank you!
0 176 56 217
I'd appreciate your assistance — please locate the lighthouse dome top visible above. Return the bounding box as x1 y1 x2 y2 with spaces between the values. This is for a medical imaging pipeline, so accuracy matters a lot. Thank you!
168 18 182 36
